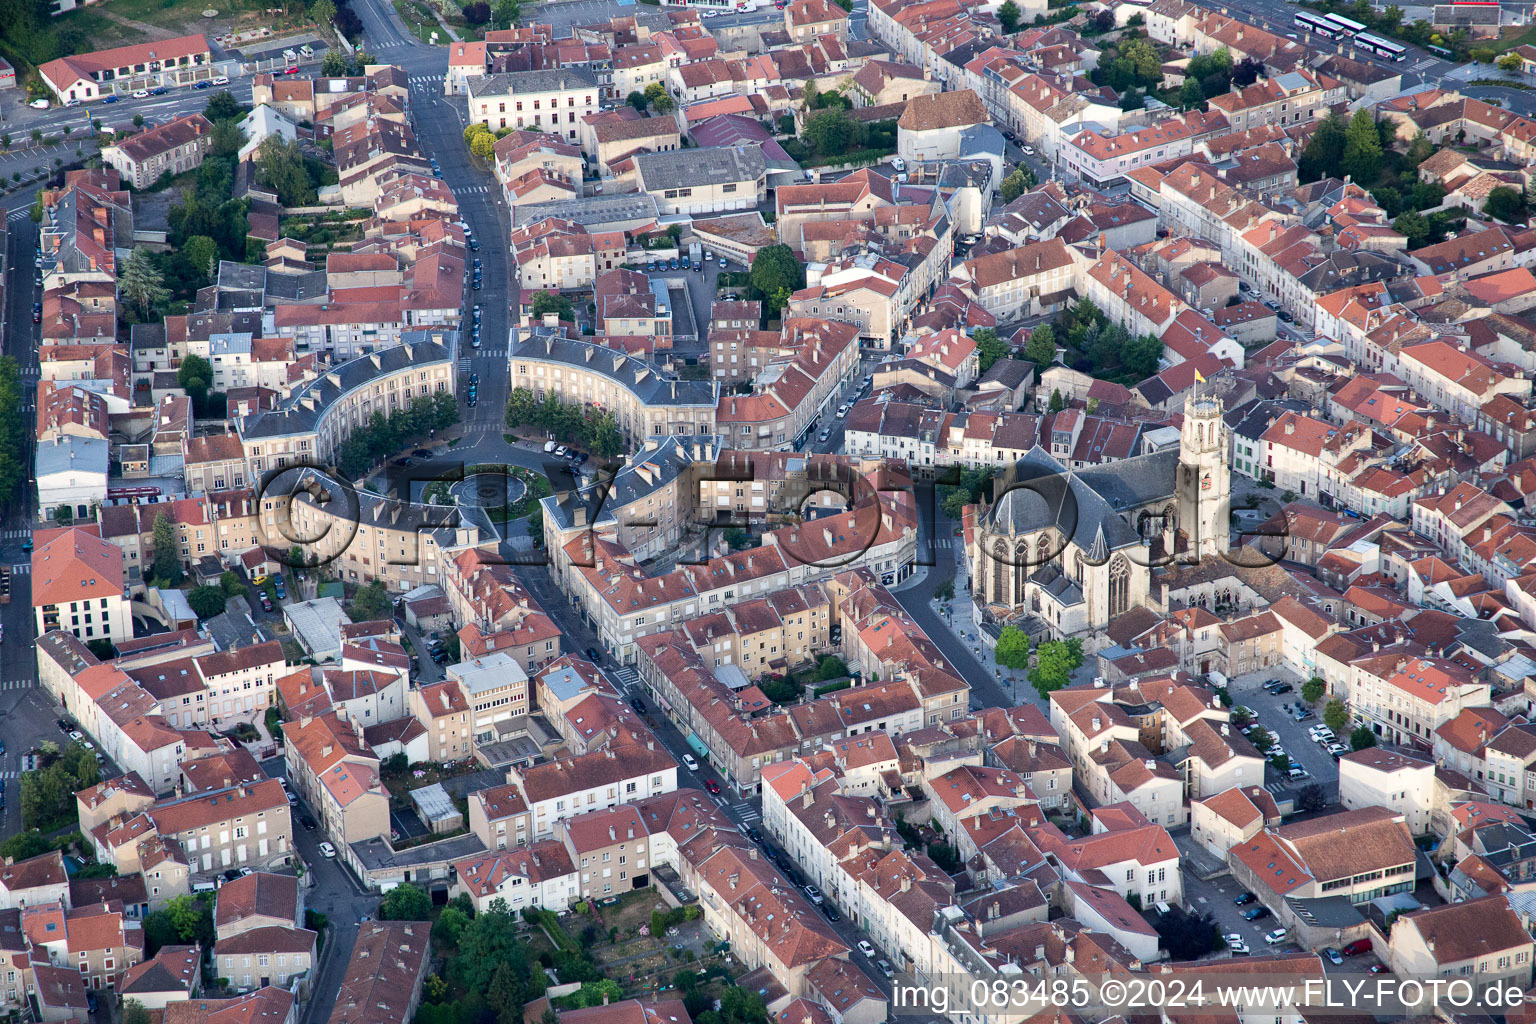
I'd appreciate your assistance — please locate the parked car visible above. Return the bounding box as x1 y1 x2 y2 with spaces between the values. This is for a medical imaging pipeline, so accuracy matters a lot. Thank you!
857 941 876 958
746 827 762 843
1233 892 1257 906
1242 906 1271 921
1264 929 1287 945
193 80 211 89
300 815 317 831
32 303 41 323
100 94 119 103
822 905 840 922
1323 948 1343 965
152 87 167 95
318 842 337 858
704 778 720 794
682 754 700 771
1369 963 1390 974
132 89 149 98
213 75 230 85
876 960 893 979
27 98 48 109
803 884 823 904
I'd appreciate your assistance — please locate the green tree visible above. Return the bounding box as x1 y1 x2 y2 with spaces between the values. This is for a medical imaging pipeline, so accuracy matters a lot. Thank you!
311 0 337 24
186 586 228 619
0 358 25 508
1485 186 1526 223
1341 109 1384 186
1320 700 1345 733
470 131 497 160
643 82 668 106
151 511 182 585
1394 209 1430 248
123 1001 152 1024
1028 638 1084 698
322 49 351 76
204 91 246 123
749 244 805 314
350 580 393 622
220 570 249 598
492 0 519 27
1122 333 1164 380
144 894 214 955
178 354 213 410
506 386 537 427
1404 131 1435 169
119 247 171 320
1302 677 1326 704
1498 52 1523 71
379 882 433 920
1048 388 1064 412
1024 324 1056 366
627 91 647 112
530 291 575 321
973 327 1006 372
186 235 220 283
997 0 1020 31
257 136 318 206
1180 78 1204 109
1349 725 1378 751
1299 110 1347 182
1380 3 1403 29
999 165 1035 202
994 625 1030 670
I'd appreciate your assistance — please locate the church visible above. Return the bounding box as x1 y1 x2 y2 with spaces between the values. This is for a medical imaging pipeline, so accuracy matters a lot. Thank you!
969 393 1231 638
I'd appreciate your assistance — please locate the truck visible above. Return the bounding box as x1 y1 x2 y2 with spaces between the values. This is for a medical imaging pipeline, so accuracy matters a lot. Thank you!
689 241 702 264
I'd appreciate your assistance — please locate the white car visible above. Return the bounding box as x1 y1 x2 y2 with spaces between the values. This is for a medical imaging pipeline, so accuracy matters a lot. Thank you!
286 790 298 804
857 940 876 958
1264 928 1287 944
544 440 557 453
212 75 230 85
132 89 149 98
318 842 337 859
835 406 848 419
1021 144 1036 156
69 730 83 742
1228 940 1250 955
682 754 700 771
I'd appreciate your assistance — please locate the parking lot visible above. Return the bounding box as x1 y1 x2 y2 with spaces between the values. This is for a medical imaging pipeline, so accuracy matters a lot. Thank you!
1232 670 1343 801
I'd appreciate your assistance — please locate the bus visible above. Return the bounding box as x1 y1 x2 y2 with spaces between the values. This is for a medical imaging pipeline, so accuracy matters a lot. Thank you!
1323 11 1368 34
1294 11 1340 36
1355 31 1407 59
1428 43 1454 57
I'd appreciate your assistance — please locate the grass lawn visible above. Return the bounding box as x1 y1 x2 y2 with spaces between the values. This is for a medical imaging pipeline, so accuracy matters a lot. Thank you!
100 0 315 38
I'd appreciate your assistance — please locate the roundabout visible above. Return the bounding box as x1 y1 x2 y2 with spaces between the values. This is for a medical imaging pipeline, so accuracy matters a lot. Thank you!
449 470 527 510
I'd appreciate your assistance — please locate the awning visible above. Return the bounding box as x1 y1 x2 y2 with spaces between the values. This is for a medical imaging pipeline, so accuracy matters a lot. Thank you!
685 732 711 760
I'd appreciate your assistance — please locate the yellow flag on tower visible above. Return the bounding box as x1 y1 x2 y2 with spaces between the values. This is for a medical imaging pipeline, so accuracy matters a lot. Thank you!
1194 368 1206 384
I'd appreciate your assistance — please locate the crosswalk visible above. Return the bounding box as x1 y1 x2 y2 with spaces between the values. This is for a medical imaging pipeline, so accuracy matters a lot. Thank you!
457 184 491 194
408 75 439 87
0 772 17 780
731 802 760 822
612 665 639 691
11 563 29 575
0 529 29 540
456 358 475 372
0 681 33 691
1408 58 1437 72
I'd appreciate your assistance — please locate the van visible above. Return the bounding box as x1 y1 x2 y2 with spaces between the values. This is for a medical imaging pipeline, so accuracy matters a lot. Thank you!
300 44 314 57
191 881 217 894
1154 901 1171 915
283 48 298 63
1342 939 1371 957
891 156 906 172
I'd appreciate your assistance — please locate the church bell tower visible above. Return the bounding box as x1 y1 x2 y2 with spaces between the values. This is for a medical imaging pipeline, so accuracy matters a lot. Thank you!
1176 388 1230 562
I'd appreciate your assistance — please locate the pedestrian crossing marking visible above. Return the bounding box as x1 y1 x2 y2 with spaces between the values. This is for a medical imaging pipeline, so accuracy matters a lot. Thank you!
12 563 30 574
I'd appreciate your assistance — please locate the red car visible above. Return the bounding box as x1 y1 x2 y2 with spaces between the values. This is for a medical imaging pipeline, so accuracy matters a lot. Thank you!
704 779 720 794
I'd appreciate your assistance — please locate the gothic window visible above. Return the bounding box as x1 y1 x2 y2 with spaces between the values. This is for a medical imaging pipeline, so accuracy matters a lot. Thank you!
1197 424 1204 447
992 540 1009 605
1074 551 1084 582
1035 533 1053 568
1030 589 1041 613
1014 542 1030 605
1109 555 1130 618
